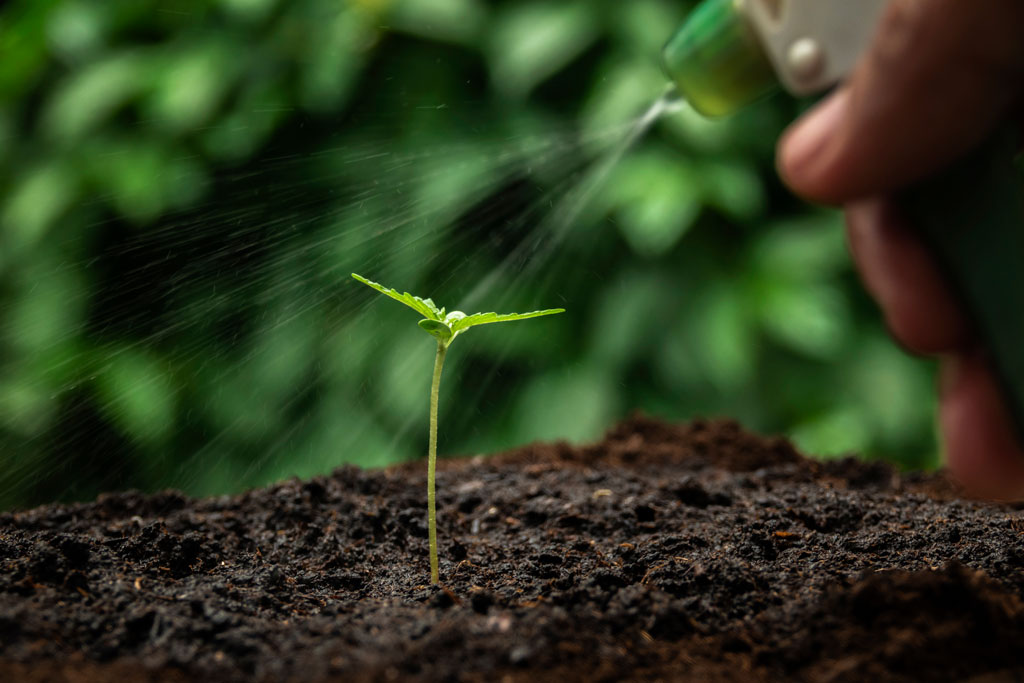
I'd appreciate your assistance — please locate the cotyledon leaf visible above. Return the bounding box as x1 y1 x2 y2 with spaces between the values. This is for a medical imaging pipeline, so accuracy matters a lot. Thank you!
418 319 453 342
351 273 442 321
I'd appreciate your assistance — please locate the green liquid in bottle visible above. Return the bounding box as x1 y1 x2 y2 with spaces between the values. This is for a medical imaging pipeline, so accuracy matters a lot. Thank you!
662 0 778 117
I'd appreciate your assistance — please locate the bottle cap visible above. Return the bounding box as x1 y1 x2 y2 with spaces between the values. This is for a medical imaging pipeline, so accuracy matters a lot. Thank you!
662 0 778 117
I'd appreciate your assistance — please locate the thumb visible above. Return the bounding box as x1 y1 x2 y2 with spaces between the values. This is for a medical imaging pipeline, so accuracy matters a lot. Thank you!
778 0 1024 204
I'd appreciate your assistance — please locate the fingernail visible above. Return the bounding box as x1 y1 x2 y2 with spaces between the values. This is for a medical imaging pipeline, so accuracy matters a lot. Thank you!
779 88 850 184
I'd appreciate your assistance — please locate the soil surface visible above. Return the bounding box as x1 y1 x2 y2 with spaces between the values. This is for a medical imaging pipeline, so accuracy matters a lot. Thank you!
3 415 1024 682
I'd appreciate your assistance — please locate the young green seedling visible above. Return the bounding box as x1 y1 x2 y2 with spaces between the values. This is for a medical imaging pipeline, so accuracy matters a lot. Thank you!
352 273 564 584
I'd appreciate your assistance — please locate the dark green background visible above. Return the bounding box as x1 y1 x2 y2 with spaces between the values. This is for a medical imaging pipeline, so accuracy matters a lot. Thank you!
0 0 938 510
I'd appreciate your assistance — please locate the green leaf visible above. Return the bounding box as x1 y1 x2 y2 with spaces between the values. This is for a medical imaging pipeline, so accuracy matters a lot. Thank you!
381 330 434 420
47 2 106 62
418 319 453 342
580 58 666 150
449 309 565 334
200 82 287 162
692 283 756 391
512 365 616 443
488 1 599 99
789 408 871 458
752 212 848 278
388 0 488 46
87 141 168 224
590 271 664 368
94 349 176 446
757 281 850 359
603 149 702 257
353 274 563 345
351 273 442 320
2 161 78 254
298 7 373 112
42 52 150 144
145 41 234 132
699 160 765 221
607 0 685 56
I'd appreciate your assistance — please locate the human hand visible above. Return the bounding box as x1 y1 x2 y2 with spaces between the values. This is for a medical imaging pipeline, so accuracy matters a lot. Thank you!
776 0 1024 498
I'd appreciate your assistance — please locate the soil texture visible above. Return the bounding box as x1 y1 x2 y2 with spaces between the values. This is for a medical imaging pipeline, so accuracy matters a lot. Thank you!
3 415 1024 682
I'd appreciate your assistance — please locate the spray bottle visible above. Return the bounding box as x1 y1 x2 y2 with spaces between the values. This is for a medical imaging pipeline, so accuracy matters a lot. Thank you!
662 0 1024 440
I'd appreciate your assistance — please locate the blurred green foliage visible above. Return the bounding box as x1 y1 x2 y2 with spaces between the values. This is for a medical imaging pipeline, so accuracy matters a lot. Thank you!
0 0 938 510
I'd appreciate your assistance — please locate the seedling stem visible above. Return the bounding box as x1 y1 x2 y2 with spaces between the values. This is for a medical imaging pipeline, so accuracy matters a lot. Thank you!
351 273 563 584
427 340 447 584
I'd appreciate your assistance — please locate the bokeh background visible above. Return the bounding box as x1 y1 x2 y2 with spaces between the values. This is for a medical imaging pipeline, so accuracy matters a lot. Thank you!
0 0 938 510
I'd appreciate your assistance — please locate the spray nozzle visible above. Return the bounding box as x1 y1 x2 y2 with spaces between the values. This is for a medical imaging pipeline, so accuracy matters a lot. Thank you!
661 0 778 117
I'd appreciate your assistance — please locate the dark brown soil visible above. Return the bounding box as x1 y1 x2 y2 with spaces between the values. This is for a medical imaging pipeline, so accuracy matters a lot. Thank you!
3 415 1024 682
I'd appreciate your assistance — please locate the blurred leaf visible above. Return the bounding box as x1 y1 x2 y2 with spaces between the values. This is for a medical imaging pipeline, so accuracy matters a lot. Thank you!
87 142 168 224
750 213 852 358
381 330 432 421
0 1 54 97
414 150 496 227
42 52 151 143
2 161 78 254
661 95 786 157
199 82 288 161
46 1 107 61
5 262 86 354
699 159 765 221
298 7 376 112
847 337 936 446
274 395 402 482
726 98 790 154
580 58 667 149
691 282 756 391
163 154 209 210
660 103 737 154
752 212 848 278
655 323 701 393
201 367 280 441
589 270 666 368
0 377 53 435
488 1 599 99
94 349 176 445
322 323 376 387
388 0 487 45
248 306 318 398
790 407 872 458
604 148 701 257
608 0 686 57
756 281 850 359
512 364 616 443
146 40 235 132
